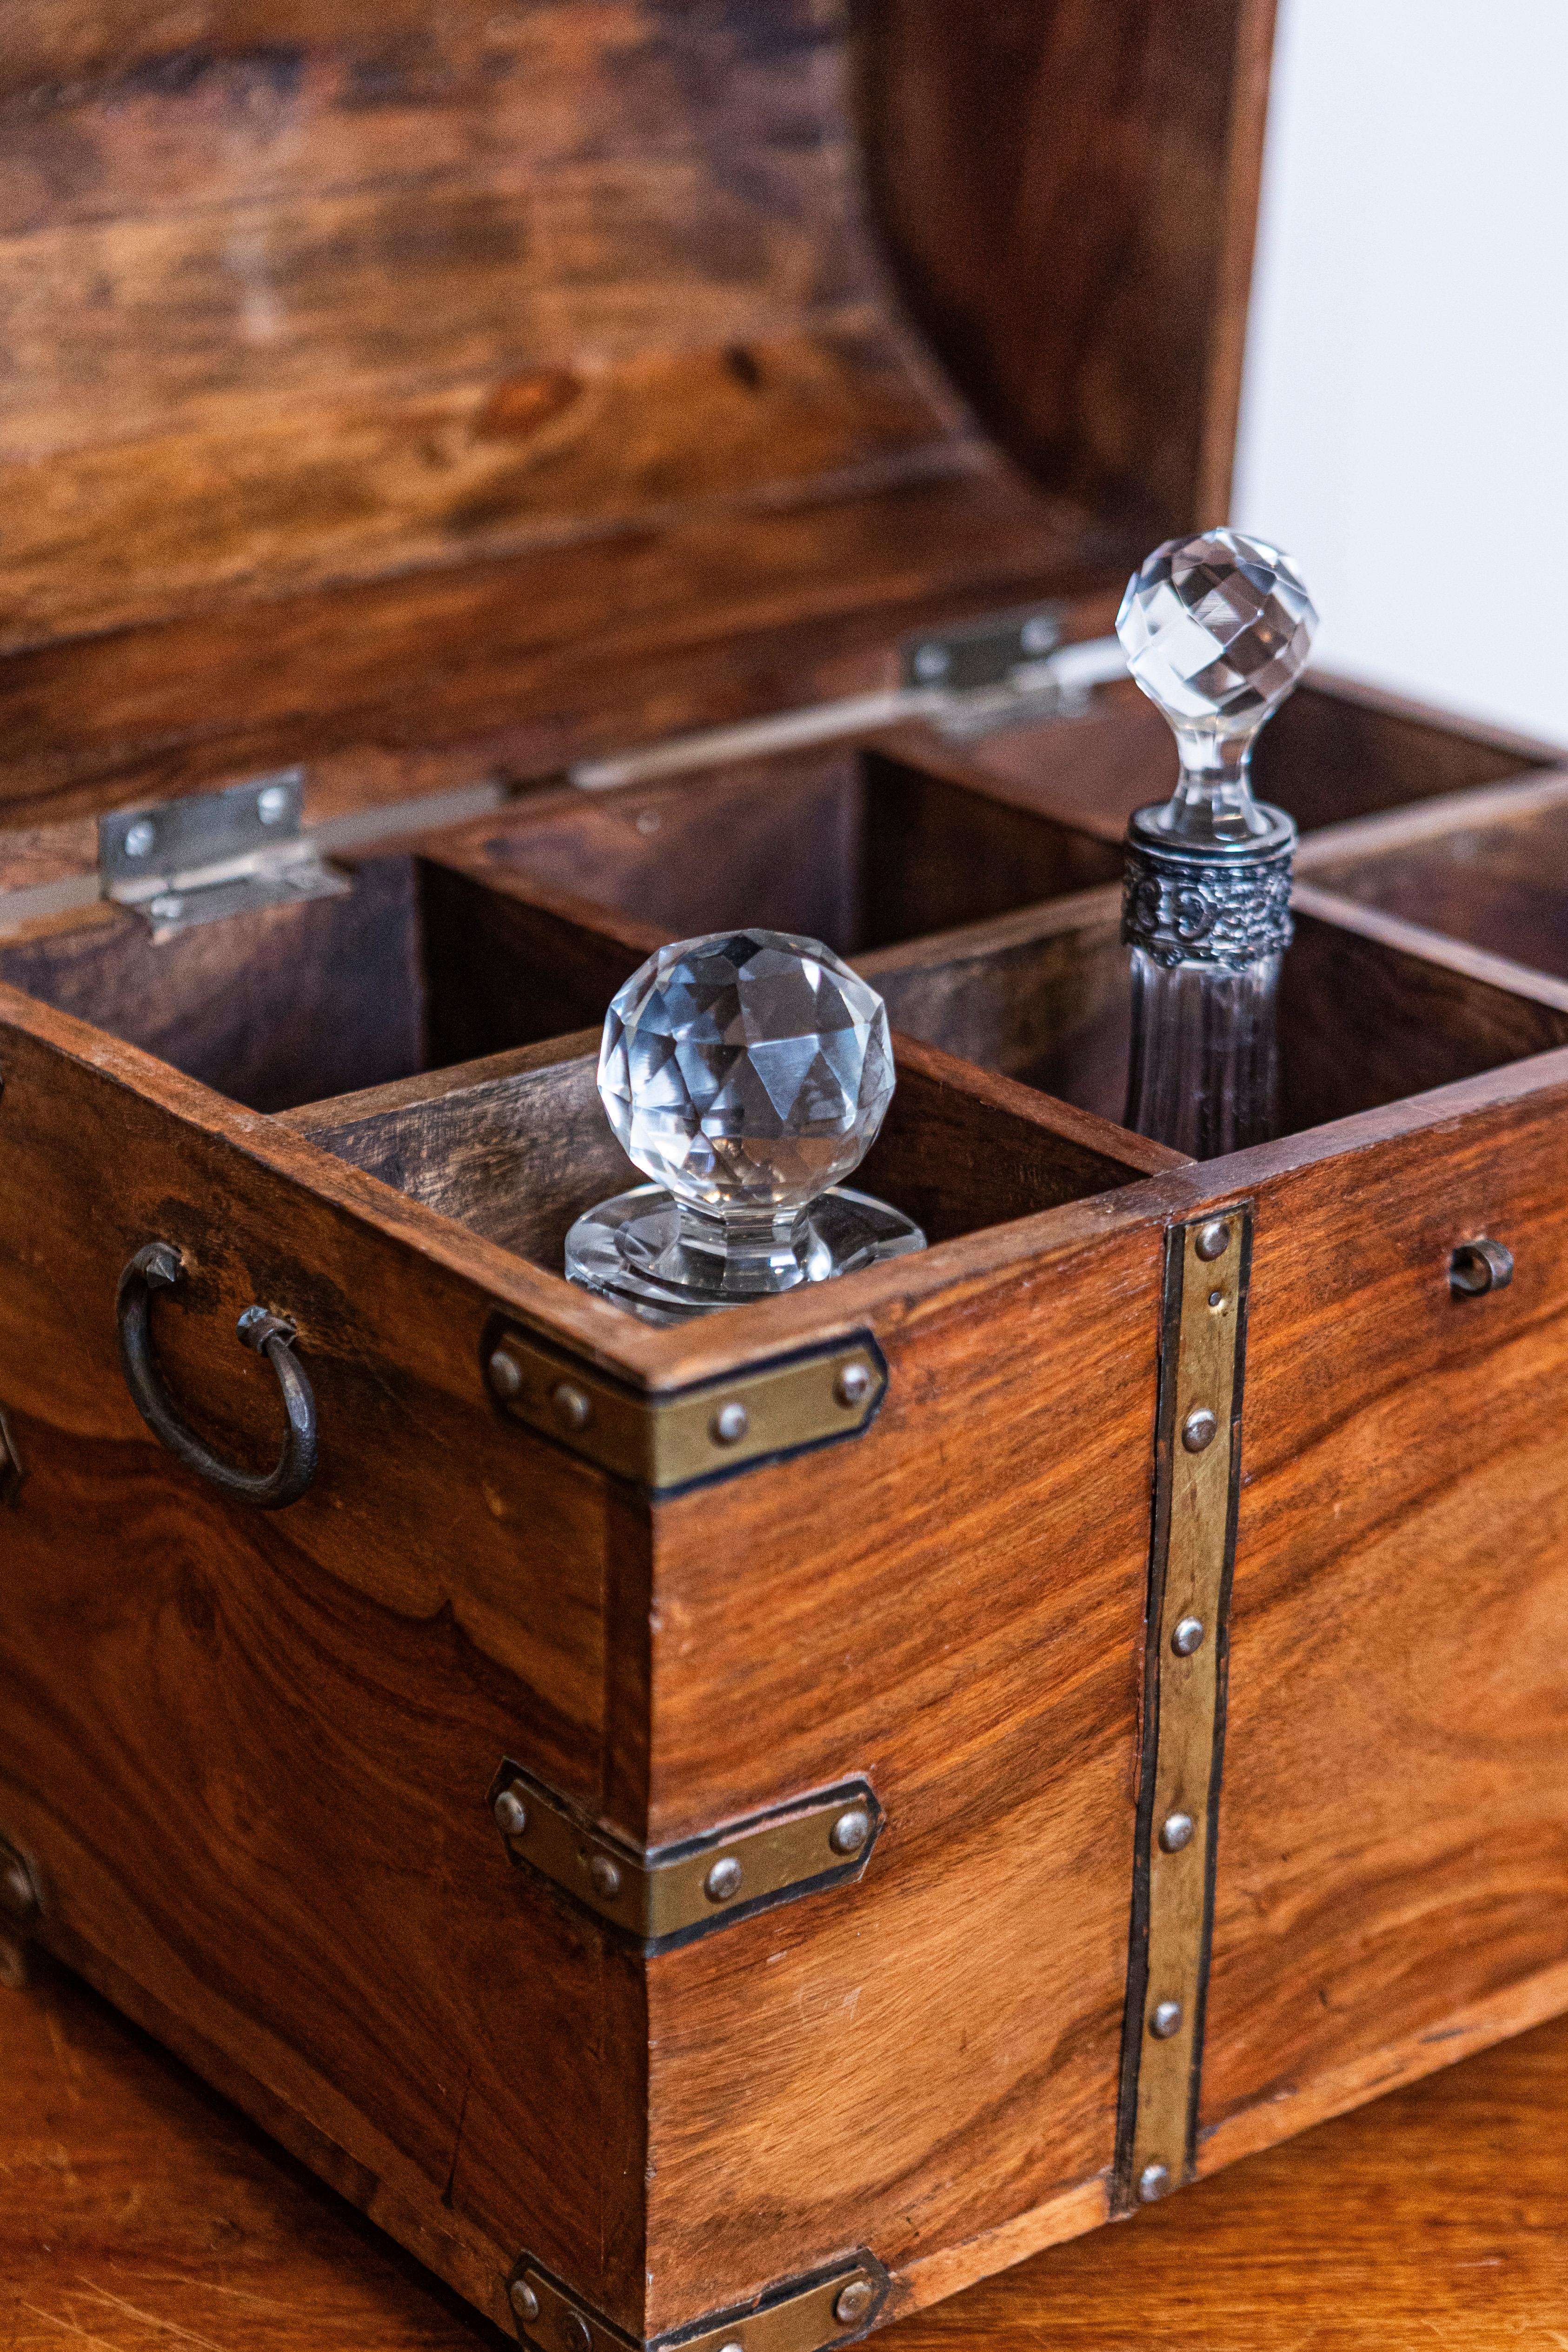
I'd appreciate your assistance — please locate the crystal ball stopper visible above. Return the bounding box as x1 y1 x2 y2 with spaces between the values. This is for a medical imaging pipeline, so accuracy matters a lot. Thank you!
565 929 925 1323
1117 527 1318 853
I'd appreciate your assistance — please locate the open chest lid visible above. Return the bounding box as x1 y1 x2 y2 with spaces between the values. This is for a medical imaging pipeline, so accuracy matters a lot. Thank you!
0 0 1276 864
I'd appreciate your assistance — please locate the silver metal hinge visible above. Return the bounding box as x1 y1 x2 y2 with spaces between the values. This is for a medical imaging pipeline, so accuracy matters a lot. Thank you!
99 770 352 938
487 1763 883 1953
568 621 1127 791
505 2251 891 2352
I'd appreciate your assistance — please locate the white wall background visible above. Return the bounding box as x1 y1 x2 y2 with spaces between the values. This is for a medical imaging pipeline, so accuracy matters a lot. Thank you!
1232 0 1568 745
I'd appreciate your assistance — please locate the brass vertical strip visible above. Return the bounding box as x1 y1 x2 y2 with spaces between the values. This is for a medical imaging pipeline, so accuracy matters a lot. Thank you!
1114 1206 1252 2211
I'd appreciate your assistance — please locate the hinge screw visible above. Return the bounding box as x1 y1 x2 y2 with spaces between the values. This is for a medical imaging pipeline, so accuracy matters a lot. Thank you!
829 1807 870 1856
487 1348 523 1401
565 2315 593 2352
1150 1999 1183 2039
587 1854 622 1900
711 1402 749 1445
1195 1220 1232 1262
493 1789 528 1837
834 2280 875 2325
834 1361 873 1409
1181 1407 1218 1453
704 1856 743 1904
509 2279 539 2324
1159 1811 1195 1854
1171 1616 1205 1657
1137 2161 1171 2203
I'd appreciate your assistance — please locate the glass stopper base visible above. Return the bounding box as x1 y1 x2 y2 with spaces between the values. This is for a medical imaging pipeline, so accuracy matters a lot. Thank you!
565 1184 926 1326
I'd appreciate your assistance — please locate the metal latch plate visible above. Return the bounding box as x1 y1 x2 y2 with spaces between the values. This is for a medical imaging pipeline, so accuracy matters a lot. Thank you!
484 1322 886 1494
509 2252 891 2352
488 1762 883 1952
99 770 350 937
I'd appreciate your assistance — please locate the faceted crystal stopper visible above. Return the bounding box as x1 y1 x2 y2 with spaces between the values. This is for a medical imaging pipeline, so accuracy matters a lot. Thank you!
565 930 924 1323
1116 528 1317 737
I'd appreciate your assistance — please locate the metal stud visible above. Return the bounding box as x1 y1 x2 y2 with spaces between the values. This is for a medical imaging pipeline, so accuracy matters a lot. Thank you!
1 1859 36 1920
1181 1407 1218 1454
1171 1616 1205 1657
704 1856 743 1904
1137 2161 1171 2203
1159 1811 1195 1854
565 2315 593 2352
487 1348 523 1401
711 1402 750 1445
552 1382 592 1432
509 2279 540 2324
1194 1220 1231 1262
1149 2000 1182 2039
1449 1237 1514 1297
493 1789 529 1837
123 818 157 858
829 1807 870 1857
588 1854 622 1900
834 1362 873 1409
257 783 291 824
834 2281 875 2326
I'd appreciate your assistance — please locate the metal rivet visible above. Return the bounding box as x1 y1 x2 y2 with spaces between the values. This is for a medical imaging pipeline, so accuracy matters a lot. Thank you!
587 1854 622 1900
1 1860 36 1920
487 1348 523 1401
1171 1616 1205 1657
1020 614 1057 655
834 1361 872 1409
509 2279 540 2324
257 783 290 824
1181 1407 1218 1454
829 1807 870 1857
716 2342 744 2352
1208 1289 1224 1309
493 1789 528 1837
552 1382 592 1432
123 818 156 858
1137 2161 1171 2203
565 2316 593 2352
1195 1220 1231 1262
834 2281 875 2326
1150 1999 1183 2039
912 644 950 681
150 894 183 920
1450 1237 1514 1297
704 1855 743 1904
711 1402 749 1445
1159 1811 1195 1854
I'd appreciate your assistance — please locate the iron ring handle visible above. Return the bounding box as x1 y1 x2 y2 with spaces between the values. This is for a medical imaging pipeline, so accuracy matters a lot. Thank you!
116 1241 319 1509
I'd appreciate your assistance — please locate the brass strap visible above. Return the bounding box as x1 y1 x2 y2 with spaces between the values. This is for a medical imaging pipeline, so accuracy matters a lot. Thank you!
1115 1205 1253 2210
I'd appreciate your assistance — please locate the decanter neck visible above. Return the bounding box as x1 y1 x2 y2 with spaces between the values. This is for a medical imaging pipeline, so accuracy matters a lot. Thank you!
1149 726 1277 848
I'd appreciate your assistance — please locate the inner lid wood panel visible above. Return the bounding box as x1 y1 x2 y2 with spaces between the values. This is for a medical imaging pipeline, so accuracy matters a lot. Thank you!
0 0 1275 830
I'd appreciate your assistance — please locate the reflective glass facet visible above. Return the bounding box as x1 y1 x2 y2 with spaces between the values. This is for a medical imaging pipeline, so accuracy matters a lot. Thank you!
598 929 895 1209
1116 528 1317 733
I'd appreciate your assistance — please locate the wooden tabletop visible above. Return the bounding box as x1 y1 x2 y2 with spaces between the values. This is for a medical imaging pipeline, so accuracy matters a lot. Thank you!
5 1954 1563 2351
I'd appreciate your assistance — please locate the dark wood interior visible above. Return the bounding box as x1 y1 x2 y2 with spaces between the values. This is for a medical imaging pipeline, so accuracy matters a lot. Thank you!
290 1028 1173 1274
945 675 1564 847
1303 782 1568 979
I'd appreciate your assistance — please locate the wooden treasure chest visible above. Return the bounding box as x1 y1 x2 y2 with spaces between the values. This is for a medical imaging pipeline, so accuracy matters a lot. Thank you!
6 4 1568 2345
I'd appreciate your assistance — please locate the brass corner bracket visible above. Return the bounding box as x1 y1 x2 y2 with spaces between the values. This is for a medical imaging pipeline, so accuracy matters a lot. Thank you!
480 1319 887 1495
487 1762 884 1954
505 2251 892 2352
1114 1204 1253 2213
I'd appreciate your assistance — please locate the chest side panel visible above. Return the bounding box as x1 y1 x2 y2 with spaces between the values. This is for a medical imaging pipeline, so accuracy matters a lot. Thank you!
641 1216 1167 2328
1201 1079 1568 2167
0 1004 648 2329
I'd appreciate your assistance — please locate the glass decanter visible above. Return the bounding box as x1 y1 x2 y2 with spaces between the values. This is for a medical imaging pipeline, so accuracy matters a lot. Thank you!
1118 528 1318 1157
565 929 925 1323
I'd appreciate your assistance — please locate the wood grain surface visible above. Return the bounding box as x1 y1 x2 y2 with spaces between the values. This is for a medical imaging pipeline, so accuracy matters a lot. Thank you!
9 1950 1568 2350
